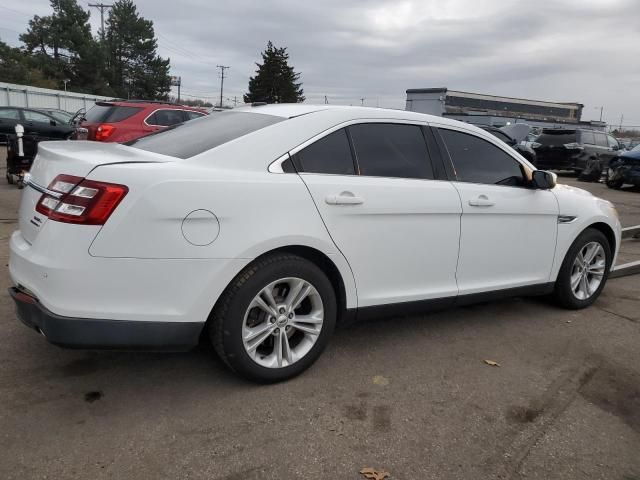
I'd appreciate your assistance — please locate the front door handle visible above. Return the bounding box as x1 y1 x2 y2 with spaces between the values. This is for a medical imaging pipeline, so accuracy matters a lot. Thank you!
325 191 364 205
468 194 494 207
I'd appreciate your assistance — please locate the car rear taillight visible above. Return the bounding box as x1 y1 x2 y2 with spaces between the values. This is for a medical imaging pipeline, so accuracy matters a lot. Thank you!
95 124 115 141
35 174 128 225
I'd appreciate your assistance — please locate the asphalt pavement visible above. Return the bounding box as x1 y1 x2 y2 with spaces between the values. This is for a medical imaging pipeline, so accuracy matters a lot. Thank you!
1 150 639 480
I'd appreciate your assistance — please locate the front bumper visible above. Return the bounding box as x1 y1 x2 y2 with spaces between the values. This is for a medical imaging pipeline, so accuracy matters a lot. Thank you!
9 287 203 350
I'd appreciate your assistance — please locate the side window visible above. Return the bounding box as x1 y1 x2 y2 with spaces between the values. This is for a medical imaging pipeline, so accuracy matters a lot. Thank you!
439 128 525 187
23 110 53 123
349 123 434 179
294 128 356 175
607 135 619 149
185 111 205 121
0 109 20 120
580 131 596 145
147 109 185 127
594 132 608 147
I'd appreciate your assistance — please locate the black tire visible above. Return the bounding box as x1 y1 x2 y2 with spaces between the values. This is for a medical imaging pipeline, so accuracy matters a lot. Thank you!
554 228 612 309
209 253 337 383
605 170 624 189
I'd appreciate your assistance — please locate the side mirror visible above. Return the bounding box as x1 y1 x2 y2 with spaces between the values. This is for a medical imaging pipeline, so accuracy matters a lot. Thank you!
532 170 557 189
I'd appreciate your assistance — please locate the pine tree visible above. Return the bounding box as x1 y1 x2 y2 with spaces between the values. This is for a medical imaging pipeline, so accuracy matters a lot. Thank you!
19 0 107 93
105 0 171 100
244 41 304 104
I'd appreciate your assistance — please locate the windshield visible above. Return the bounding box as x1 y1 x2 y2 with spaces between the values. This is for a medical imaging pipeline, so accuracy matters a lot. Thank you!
127 111 285 159
44 110 73 124
536 129 577 146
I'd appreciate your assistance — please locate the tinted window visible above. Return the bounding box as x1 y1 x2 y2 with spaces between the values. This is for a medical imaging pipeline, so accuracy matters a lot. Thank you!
128 111 284 159
295 129 355 175
607 135 619 149
594 132 608 147
185 111 206 121
84 104 143 123
439 129 525 186
0 108 20 120
23 110 52 123
579 130 595 145
536 130 577 146
147 109 185 126
349 123 433 179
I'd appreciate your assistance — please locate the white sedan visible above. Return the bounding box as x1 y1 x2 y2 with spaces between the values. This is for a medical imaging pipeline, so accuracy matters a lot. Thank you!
9 105 621 382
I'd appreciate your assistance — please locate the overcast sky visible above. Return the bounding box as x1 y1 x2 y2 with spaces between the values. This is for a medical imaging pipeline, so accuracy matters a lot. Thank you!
1 0 639 125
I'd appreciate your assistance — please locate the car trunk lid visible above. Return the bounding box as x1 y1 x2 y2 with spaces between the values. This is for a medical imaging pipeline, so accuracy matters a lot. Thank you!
20 141 169 244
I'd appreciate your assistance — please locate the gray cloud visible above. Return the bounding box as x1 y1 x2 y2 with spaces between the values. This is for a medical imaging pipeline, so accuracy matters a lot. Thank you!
2 0 639 124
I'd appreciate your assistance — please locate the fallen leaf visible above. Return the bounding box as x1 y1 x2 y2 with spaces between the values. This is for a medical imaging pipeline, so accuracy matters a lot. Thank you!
360 467 391 480
372 375 389 386
484 360 501 367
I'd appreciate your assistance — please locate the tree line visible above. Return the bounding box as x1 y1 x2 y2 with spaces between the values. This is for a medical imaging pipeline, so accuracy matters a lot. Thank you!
0 1 305 105
0 0 170 100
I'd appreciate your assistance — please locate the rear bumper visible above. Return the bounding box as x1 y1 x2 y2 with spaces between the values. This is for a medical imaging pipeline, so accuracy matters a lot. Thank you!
9 287 203 351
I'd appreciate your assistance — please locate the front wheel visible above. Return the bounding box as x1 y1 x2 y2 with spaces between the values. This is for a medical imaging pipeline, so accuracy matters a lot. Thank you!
605 168 624 189
554 228 611 309
209 253 337 383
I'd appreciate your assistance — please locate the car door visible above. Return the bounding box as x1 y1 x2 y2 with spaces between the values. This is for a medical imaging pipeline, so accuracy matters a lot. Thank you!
295 122 462 308
22 109 58 140
605 134 621 164
435 126 558 295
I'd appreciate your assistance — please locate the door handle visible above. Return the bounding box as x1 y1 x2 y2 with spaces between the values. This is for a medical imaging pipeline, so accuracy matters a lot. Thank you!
325 191 364 205
468 194 494 207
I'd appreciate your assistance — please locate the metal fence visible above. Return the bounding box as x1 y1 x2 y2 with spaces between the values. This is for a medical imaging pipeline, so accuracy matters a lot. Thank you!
0 81 112 113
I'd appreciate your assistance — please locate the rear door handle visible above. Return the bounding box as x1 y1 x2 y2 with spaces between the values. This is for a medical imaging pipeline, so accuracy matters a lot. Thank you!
468 194 494 207
325 192 364 205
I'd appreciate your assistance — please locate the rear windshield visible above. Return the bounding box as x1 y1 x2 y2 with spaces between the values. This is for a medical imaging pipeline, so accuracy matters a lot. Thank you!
84 104 143 123
536 129 577 146
127 111 285 159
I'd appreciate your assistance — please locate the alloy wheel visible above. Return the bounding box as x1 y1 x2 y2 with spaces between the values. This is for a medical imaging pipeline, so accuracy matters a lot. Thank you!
570 241 606 300
242 277 324 368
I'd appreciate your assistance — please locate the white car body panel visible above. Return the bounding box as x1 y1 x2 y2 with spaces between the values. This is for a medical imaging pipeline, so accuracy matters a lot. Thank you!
301 174 461 306
8 104 622 351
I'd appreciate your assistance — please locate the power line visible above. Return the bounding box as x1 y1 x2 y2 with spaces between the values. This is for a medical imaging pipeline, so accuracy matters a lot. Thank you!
216 65 229 108
88 3 113 40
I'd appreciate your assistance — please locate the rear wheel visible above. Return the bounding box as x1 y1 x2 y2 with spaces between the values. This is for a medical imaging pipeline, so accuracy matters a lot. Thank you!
554 228 611 309
209 253 336 383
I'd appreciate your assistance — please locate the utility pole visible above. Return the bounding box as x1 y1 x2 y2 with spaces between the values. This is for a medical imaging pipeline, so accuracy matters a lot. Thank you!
88 3 113 40
360 97 365 106
619 114 624 132
216 65 229 108
600 106 604 123
233 96 238 107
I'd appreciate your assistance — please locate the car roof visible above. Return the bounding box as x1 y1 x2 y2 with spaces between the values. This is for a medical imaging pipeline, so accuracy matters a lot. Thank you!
234 103 471 127
96 100 205 111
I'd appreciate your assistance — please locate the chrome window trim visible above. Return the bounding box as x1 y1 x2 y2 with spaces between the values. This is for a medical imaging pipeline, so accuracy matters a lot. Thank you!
268 118 430 174
143 108 206 127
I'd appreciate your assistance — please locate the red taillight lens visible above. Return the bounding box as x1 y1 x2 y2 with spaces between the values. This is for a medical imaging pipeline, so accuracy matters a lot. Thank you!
35 174 128 225
95 124 115 141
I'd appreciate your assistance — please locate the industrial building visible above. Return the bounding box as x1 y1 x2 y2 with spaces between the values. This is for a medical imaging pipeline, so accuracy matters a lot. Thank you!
405 87 605 130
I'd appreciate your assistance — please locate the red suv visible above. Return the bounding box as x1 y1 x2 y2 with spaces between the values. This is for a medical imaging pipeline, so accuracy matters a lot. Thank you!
78 100 208 143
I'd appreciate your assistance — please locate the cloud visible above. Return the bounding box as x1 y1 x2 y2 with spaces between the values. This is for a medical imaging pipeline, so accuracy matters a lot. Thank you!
2 0 639 124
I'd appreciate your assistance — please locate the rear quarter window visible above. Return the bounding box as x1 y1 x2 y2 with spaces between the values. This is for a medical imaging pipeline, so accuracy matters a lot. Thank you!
127 111 284 159
84 104 143 123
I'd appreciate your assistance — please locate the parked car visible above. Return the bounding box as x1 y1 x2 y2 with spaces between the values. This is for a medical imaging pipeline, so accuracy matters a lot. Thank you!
532 128 621 173
0 106 76 143
35 108 75 125
606 144 640 189
479 125 537 165
9 105 621 382
77 100 208 143
2 106 78 185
